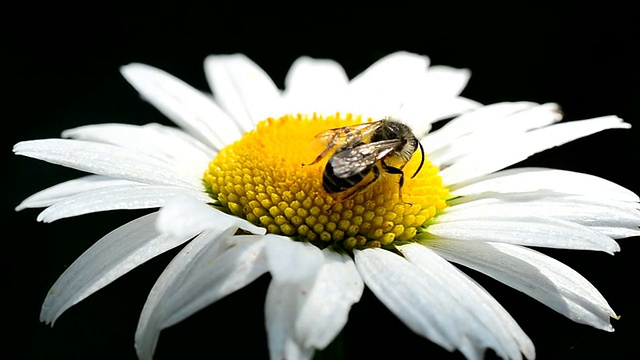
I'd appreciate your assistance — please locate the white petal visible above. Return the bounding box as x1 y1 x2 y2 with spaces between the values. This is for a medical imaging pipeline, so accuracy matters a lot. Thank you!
162 235 268 328
16 175 137 211
121 63 242 150
349 51 430 92
265 237 323 360
427 239 618 331
589 226 640 239
156 195 266 239
441 193 640 237
205 54 284 132
399 243 535 360
355 247 533 360
283 56 349 114
439 116 630 185
388 66 473 135
430 103 562 167
432 96 482 120
40 212 186 325
347 52 431 119
422 102 543 153
62 123 214 173
450 167 640 202
403 96 481 137
354 248 457 351
427 216 620 254
295 248 364 349
36 185 211 223
14 139 200 189
136 199 266 359
135 232 269 360
265 235 323 283
421 65 471 99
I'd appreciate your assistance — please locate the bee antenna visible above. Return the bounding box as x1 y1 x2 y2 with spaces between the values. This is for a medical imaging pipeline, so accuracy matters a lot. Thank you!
411 142 425 179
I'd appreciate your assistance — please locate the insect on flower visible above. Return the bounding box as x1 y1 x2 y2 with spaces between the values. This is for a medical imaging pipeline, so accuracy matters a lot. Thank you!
304 117 425 202
14 51 638 360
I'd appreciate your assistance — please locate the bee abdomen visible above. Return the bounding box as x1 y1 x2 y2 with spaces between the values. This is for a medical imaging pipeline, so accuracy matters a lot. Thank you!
323 161 366 193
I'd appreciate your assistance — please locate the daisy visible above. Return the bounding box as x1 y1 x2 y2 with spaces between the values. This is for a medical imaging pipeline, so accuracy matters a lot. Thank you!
15 52 639 360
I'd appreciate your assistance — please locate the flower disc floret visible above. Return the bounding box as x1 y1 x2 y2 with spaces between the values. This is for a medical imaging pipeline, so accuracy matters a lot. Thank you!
204 114 448 249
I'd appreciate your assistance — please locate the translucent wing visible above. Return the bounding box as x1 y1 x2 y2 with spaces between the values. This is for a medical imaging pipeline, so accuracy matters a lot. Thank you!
306 121 383 166
314 121 382 144
330 140 400 178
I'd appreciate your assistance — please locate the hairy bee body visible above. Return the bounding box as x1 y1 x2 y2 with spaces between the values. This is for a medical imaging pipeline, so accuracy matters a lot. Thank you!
305 118 425 201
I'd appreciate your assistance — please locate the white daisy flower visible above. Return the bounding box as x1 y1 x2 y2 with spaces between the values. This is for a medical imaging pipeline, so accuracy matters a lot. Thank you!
14 51 639 360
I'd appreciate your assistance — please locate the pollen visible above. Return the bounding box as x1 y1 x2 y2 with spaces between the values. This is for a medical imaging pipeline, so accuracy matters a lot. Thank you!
203 114 448 250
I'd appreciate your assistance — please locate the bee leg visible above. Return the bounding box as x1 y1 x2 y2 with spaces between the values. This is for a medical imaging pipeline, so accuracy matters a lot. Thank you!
380 161 409 204
303 151 328 167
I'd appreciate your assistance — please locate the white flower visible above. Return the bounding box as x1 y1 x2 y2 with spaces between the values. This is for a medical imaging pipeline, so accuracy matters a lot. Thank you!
14 52 640 360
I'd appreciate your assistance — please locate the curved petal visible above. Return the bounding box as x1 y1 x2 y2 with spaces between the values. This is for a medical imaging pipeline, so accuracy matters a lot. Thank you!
427 239 618 331
354 248 458 352
346 52 431 119
36 185 211 223
162 236 268 328
431 96 482 121
439 116 630 185
589 226 640 239
422 102 542 153
14 139 200 189
136 198 267 359
264 236 323 360
62 123 214 173
135 232 269 360
156 195 266 240
283 56 350 114
295 248 364 349
440 193 640 238
349 51 431 93
354 247 534 360
40 212 186 325
16 175 136 211
389 66 474 135
120 63 241 151
449 167 640 202
204 54 284 132
426 216 620 254
421 65 471 99
402 96 481 137
399 243 535 360
430 103 563 167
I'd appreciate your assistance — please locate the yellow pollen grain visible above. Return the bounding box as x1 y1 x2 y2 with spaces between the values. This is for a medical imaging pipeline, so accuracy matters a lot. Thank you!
203 113 449 250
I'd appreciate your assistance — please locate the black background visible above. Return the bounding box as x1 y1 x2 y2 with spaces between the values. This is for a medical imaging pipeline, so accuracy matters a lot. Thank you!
6 3 639 359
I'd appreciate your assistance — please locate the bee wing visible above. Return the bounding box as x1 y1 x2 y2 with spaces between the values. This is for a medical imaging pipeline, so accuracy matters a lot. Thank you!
306 121 383 166
330 140 400 178
314 121 382 146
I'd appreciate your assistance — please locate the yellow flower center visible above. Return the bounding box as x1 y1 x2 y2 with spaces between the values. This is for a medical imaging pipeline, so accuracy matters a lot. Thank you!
203 113 448 250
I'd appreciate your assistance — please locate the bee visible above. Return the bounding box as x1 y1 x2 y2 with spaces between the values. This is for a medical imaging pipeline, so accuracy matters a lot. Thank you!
305 118 425 202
